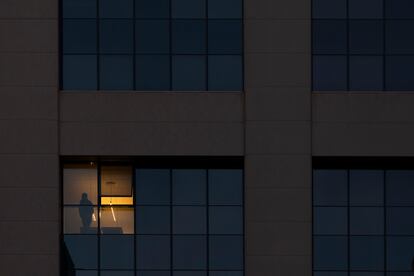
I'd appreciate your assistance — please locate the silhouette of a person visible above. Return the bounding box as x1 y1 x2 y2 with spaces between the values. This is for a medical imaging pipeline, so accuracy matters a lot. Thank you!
79 193 94 230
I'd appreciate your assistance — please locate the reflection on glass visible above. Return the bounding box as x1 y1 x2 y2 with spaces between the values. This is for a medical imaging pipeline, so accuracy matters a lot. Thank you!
64 164 98 205
63 235 98 270
100 206 134 234
100 235 134 269
64 206 98 234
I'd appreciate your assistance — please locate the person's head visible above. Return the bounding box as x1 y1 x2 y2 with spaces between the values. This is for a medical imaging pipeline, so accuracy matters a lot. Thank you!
81 193 88 200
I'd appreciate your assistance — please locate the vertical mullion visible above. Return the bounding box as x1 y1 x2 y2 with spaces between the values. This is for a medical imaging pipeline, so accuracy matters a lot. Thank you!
346 0 350 91
96 0 100 90
169 0 173 90
205 0 209 91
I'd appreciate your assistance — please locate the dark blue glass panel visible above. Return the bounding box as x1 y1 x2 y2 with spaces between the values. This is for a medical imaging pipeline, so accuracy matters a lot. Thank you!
136 236 170 269
314 273 347 276
387 207 414 235
63 0 96 18
208 55 243 91
172 20 206 54
314 236 348 270
386 0 414 18
99 0 133 18
66 271 98 276
135 20 170 54
173 272 207 276
172 55 206 91
173 236 207 269
136 206 170 234
349 0 383 19
313 56 347 91
313 20 347 54
387 237 414 271
386 170 414 206
387 273 413 276
209 169 243 205
350 170 384 206
101 272 134 276
350 237 384 271
136 169 170 205
208 20 242 54
63 55 97 90
209 236 243 270
313 170 348 206
99 55 133 90
135 0 170 18
313 0 347 18
350 207 384 235
63 235 98 269
386 56 414 91
63 20 97 54
172 0 206 18
349 20 383 54
208 0 242 19
350 273 384 276
172 169 206 205
99 20 134 54
314 207 348 235
209 206 243 234
349 56 383 91
173 206 207 234
137 272 171 276
135 55 170 90
209 273 243 276
386 20 414 54
100 235 134 269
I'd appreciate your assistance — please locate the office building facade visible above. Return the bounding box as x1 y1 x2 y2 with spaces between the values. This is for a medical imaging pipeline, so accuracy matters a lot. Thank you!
1 0 414 275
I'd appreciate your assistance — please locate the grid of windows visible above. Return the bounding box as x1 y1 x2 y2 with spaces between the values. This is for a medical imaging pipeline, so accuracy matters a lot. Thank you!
313 0 414 91
62 161 244 276
61 0 243 91
313 169 414 275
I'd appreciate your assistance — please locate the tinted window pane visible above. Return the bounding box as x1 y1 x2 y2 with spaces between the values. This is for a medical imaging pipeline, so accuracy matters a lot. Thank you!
208 20 242 54
350 237 384 270
136 206 170 234
314 207 347 235
136 169 170 205
350 273 384 276
99 20 134 54
137 272 171 276
386 0 414 18
349 20 383 54
135 0 170 18
209 273 243 276
100 235 134 269
313 170 348 206
209 236 243 270
314 236 348 270
66 272 98 276
350 207 384 235
99 55 133 90
172 20 206 54
209 206 243 234
172 169 206 205
386 170 414 206
209 169 243 205
172 0 206 18
135 20 170 54
173 272 207 276
314 273 348 276
313 55 347 91
313 0 347 18
387 207 414 235
64 206 98 234
101 272 134 276
63 235 98 269
385 56 414 91
172 55 206 91
173 236 207 269
63 20 97 54
173 206 207 234
386 20 414 54
64 164 98 205
387 237 414 271
208 0 242 19
313 20 347 54
208 55 243 91
350 170 384 206
63 0 96 18
349 0 383 19
349 56 383 91
63 55 97 90
135 55 170 90
136 236 170 269
99 0 133 18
